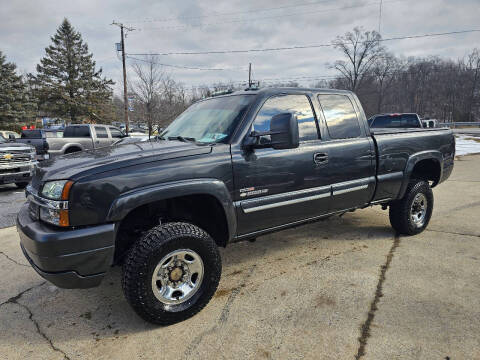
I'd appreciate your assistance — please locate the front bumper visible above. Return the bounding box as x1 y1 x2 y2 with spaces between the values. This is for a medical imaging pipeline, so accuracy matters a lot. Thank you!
0 168 32 185
17 203 116 288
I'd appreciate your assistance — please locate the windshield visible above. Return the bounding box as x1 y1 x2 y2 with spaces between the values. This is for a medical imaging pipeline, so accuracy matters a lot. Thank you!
0 136 6 143
371 114 421 128
161 95 254 143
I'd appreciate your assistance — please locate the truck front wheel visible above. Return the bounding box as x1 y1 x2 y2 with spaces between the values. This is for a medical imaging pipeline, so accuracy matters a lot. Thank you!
122 222 222 325
389 179 434 235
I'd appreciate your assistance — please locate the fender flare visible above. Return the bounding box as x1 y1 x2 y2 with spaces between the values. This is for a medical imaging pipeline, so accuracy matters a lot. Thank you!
397 150 443 199
106 178 237 242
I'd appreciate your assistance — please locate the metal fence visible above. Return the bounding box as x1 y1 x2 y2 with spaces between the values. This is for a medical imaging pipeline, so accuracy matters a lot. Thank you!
443 122 480 128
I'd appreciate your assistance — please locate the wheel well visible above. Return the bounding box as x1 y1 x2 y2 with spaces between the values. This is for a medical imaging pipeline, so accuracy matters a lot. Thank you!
410 159 441 186
64 146 81 154
114 194 229 264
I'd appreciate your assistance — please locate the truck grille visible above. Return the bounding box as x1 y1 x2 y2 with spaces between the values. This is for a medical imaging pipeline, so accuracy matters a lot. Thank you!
0 152 31 165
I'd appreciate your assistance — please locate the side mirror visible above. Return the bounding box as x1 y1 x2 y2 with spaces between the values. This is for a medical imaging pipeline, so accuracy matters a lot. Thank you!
8 134 16 141
270 112 299 150
247 112 299 150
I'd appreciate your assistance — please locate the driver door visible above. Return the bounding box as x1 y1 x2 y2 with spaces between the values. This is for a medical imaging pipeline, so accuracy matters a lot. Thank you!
231 94 331 236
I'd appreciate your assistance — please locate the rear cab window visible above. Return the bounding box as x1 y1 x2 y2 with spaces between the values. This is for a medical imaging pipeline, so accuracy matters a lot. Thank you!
21 130 42 139
318 94 361 139
370 114 421 128
253 94 319 144
64 126 91 138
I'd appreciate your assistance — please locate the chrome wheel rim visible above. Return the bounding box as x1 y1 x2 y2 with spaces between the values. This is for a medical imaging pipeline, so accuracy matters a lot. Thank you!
151 249 204 305
410 193 427 227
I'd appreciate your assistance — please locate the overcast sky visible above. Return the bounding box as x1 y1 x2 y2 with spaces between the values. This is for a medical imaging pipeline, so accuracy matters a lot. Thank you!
1 0 479 95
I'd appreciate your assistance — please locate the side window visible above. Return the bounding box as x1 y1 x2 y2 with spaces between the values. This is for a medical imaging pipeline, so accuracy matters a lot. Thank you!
94 126 108 138
64 126 90 138
318 94 361 139
109 127 123 138
253 94 318 143
45 131 63 138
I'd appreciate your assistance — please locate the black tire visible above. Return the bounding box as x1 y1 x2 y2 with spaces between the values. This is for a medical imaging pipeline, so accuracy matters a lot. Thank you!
122 222 222 325
389 179 433 235
15 182 29 189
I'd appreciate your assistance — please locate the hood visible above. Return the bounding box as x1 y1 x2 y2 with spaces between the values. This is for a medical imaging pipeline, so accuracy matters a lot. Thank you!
0 142 34 152
33 140 212 186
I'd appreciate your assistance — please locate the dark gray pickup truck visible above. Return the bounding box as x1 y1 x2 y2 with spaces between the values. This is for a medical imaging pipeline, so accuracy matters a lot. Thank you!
17 87 455 325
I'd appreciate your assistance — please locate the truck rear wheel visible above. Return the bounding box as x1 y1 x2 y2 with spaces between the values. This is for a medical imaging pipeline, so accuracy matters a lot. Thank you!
389 179 433 235
122 222 221 325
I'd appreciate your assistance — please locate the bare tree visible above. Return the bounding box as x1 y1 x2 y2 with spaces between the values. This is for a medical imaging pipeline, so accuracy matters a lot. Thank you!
130 55 164 136
331 27 385 92
372 53 400 112
157 77 187 129
466 48 480 121
130 56 190 134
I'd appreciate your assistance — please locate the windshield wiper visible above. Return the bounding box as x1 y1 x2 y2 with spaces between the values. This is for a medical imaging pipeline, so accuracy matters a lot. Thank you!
168 136 196 142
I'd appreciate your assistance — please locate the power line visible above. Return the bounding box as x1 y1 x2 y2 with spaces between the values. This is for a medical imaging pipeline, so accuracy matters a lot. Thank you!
181 65 480 92
137 0 406 31
127 29 480 57
122 0 340 24
126 55 246 71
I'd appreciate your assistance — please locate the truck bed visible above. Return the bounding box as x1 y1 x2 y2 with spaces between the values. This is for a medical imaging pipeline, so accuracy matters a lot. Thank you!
370 127 455 202
370 127 451 135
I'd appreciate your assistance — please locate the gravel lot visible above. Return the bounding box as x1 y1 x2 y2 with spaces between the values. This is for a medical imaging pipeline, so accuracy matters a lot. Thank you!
0 155 479 359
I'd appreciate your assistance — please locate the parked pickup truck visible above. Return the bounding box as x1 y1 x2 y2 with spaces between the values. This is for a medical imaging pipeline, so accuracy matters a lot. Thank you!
47 124 125 155
17 87 455 325
14 129 63 160
0 136 36 187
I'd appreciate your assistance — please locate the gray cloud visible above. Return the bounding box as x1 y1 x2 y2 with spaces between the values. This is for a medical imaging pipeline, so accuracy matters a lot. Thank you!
0 0 478 95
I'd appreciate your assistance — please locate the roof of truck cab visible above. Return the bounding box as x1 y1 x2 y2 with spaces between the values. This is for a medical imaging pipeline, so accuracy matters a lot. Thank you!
230 87 354 96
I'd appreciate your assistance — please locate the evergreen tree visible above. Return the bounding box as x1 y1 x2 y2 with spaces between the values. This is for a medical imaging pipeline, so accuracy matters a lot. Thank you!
0 51 33 124
33 18 114 122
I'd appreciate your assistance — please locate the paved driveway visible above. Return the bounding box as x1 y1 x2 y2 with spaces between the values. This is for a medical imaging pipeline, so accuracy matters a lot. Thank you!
0 155 479 359
0 184 26 229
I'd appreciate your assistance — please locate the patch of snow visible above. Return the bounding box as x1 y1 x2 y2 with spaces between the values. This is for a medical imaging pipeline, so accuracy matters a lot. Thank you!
455 135 480 156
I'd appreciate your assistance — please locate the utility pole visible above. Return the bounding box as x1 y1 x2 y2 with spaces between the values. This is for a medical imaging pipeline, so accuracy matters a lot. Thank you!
111 21 134 135
248 63 252 87
378 0 383 34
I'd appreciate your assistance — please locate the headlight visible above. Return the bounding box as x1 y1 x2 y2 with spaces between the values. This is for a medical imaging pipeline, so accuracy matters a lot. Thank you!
41 180 69 200
38 180 73 227
40 207 68 226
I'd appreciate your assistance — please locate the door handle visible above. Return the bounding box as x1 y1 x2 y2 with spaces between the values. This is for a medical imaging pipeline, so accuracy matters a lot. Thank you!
314 152 329 164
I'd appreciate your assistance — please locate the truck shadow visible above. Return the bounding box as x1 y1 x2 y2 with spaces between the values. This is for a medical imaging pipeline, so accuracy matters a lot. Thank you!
0 184 18 193
6 210 394 347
